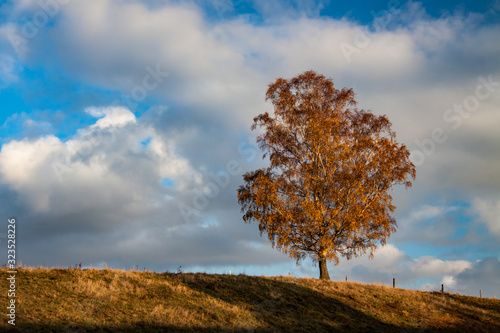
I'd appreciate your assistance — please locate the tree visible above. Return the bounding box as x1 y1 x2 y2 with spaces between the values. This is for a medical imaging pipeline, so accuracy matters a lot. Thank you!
237 70 416 280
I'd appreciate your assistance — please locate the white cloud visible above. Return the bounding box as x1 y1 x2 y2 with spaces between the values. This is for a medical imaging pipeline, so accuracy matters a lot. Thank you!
0 23 28 58
0 53 19 86
0 135 63 188
0 112 55 139
354 244 409 273
417 257 500 297
407 205 457 223
331 243 483 295
454 257 500 298
0 106 196 216
86 106 137 129
442 275 457 288
343 244 471 279
85 107 105 118
472 198 500 235
408 256 472 277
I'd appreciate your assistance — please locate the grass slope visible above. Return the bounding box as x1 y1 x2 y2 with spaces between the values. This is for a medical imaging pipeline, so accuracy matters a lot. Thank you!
1 267 499 332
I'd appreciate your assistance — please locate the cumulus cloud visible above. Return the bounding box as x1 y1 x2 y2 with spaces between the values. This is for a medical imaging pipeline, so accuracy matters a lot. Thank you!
0 105 282 270
417 257 500 297
472 198 500 236
0 106 195 219
408 256 472 277
308 243 478 294
0 135 63 189
454 257 500 298
354 244 410 273
85 106 137 129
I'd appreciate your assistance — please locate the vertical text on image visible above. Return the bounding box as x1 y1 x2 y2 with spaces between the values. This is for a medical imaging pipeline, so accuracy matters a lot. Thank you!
7 218 17 325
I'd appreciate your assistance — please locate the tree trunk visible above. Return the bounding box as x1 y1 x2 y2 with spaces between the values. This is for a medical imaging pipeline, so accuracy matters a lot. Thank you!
319 257 330 280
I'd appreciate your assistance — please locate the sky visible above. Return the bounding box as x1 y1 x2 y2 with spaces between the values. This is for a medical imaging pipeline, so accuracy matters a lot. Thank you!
0 0 499 298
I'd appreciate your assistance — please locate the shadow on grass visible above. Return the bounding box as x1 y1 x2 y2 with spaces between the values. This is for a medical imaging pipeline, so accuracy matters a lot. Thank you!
174 273 499 333
174 273 400 332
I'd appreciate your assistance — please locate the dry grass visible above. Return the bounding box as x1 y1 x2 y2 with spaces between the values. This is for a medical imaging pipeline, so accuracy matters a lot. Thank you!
1 267 499 332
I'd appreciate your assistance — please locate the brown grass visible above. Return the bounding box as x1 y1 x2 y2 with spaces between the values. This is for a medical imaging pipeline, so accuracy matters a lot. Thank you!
1 267 499 332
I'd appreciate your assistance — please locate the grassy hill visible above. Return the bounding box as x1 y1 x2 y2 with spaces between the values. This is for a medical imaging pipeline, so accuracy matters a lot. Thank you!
1 267 499 332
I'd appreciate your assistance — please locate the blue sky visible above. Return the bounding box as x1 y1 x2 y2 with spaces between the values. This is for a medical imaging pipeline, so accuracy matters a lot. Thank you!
0 0 499 298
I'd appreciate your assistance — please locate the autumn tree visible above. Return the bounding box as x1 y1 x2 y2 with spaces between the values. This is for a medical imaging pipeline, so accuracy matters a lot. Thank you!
237 70 416 280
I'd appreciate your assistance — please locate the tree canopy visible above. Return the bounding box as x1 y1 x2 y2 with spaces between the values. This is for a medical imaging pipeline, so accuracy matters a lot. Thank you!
237 70 416 280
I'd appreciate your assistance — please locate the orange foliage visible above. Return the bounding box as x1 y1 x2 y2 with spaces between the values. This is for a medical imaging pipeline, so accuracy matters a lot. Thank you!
237 71 416 280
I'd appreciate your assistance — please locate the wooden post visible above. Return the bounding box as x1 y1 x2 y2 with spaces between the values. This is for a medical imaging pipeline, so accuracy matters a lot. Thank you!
289 272 291 277
393 278 395 288
441 284 444 294
229 270 231 276
480 290 482 298
345 276 348 282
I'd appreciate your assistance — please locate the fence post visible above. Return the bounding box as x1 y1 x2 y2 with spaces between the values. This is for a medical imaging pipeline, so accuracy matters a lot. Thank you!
393 278 395 288
480 290 482 298
229 270 231 276
345 276 348 282
441 284 444 294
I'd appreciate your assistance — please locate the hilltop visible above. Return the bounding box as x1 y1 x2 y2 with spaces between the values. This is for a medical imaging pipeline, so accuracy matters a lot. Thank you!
1 267 499 332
